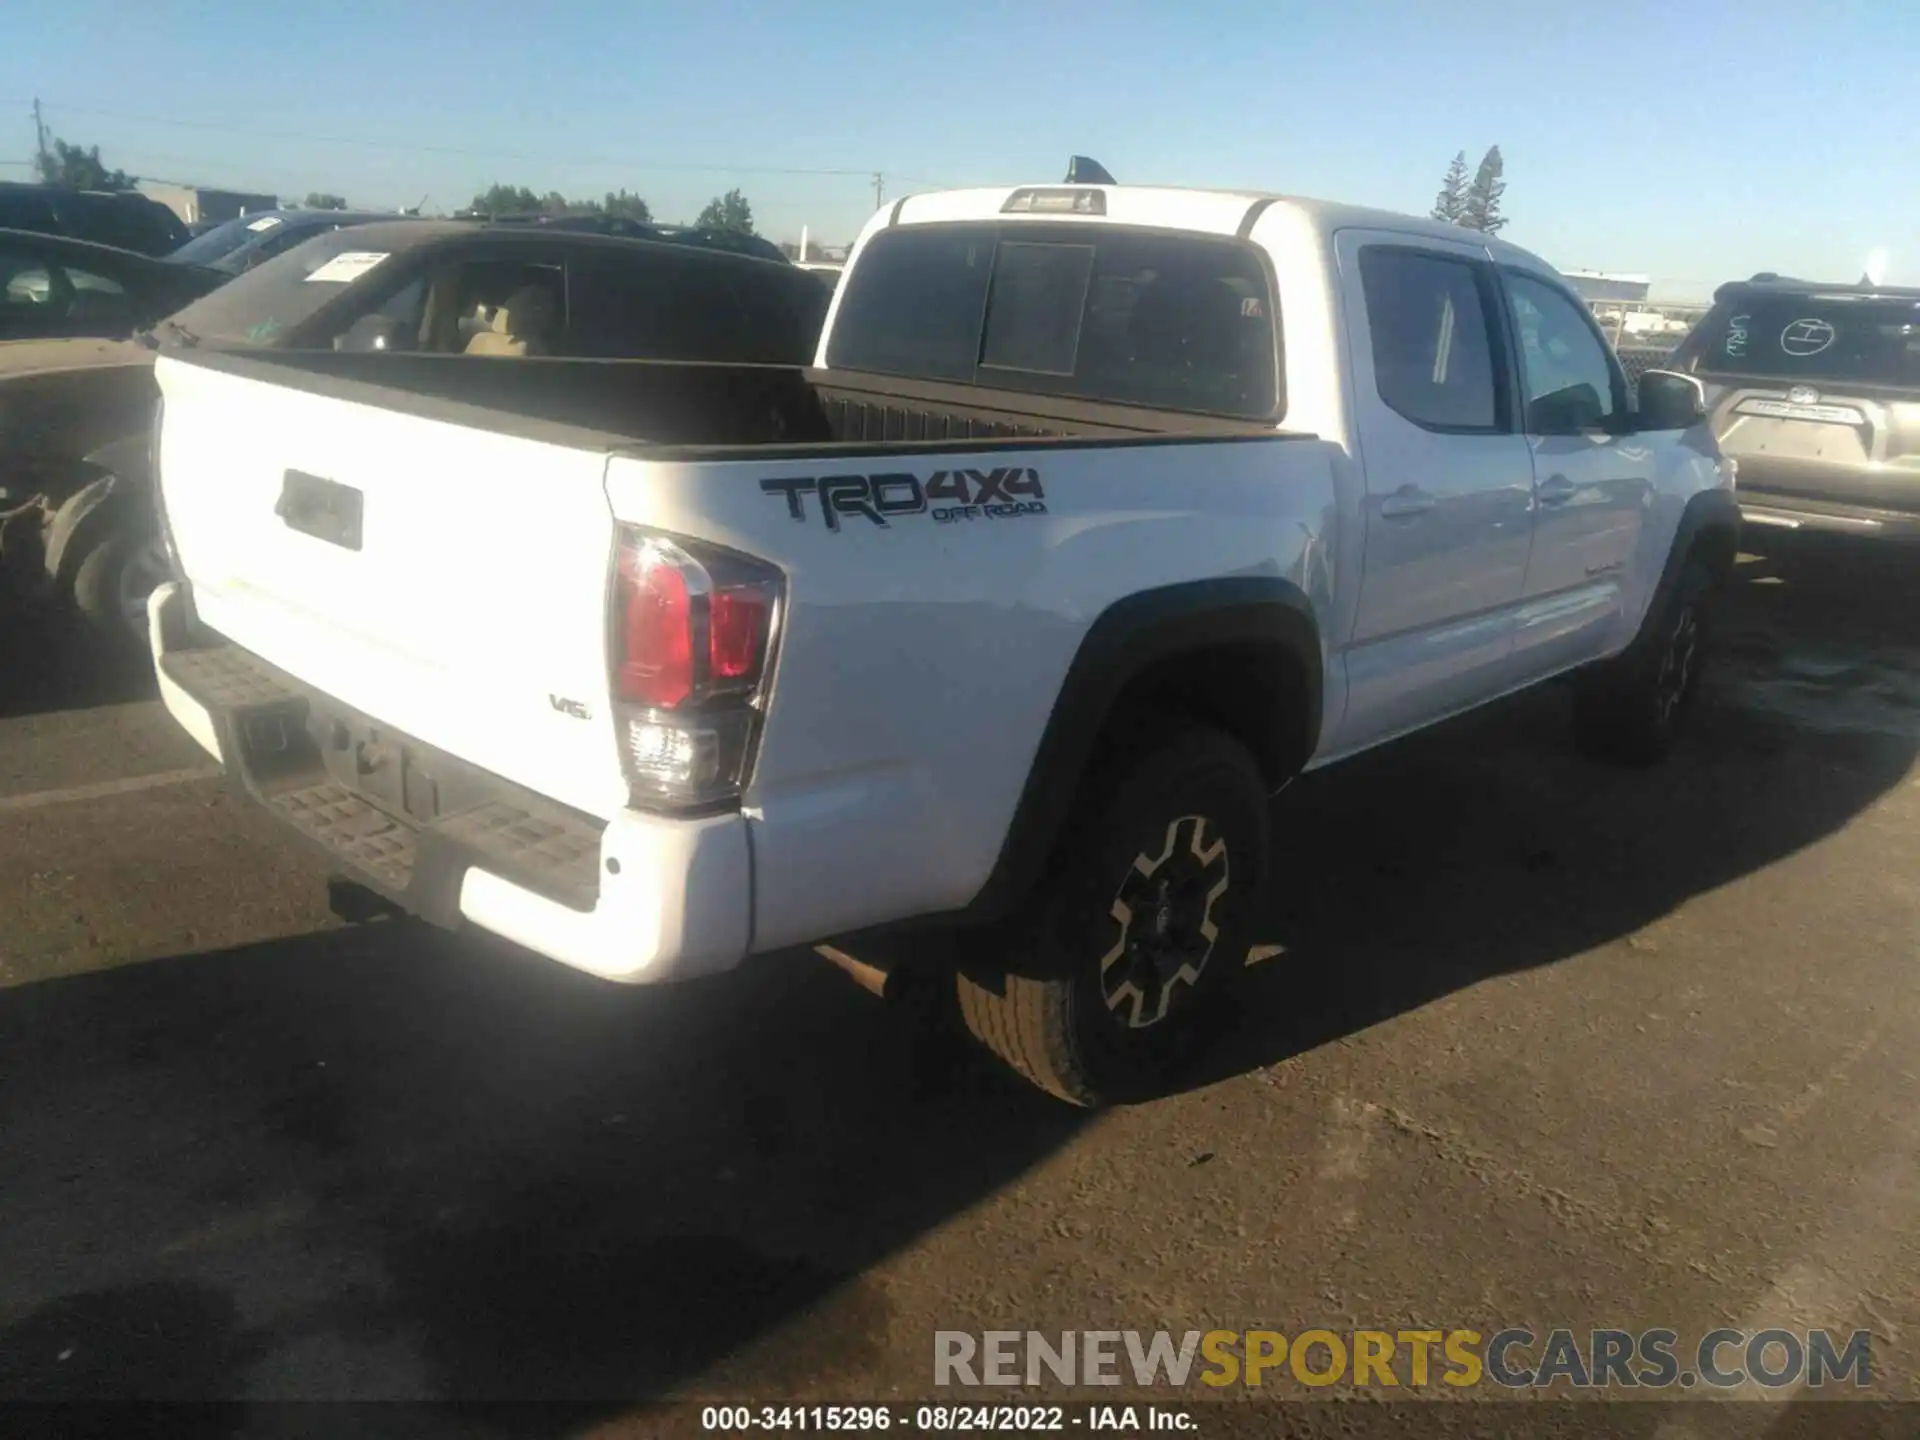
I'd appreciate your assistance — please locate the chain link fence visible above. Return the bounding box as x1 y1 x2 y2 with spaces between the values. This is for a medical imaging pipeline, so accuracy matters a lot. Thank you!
1617 346 1677 389
1596 299 1708 398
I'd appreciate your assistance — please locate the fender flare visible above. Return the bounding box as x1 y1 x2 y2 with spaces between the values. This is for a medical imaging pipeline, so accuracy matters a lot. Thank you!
44 435 154 588
962 575 1323 923
1643 486 1741 634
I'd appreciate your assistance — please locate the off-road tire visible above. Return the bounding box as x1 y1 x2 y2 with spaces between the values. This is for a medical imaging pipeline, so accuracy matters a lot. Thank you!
955 725 1270 1106
1573 558 1714 766
70 529 162 653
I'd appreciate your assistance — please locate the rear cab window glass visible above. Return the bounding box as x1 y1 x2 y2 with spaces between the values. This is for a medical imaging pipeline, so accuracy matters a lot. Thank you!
828 227 992 382
1690 293 1920 388
827 221 1280 419
1358 247 1504 431
980 242 1094 375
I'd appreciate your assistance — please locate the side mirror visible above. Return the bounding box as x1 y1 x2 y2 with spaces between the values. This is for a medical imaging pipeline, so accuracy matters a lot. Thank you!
1635 369 1707 431
1527 382 1606 436
336 314 401 352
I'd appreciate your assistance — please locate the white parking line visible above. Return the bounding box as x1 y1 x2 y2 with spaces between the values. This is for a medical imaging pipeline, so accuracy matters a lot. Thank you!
0 765 223 814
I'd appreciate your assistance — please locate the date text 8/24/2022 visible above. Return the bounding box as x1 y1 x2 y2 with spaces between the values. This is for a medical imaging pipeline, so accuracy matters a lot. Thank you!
701 1404 1195 1431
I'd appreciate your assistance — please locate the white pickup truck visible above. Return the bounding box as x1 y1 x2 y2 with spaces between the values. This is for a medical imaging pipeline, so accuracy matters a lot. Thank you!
147 180 1738 1104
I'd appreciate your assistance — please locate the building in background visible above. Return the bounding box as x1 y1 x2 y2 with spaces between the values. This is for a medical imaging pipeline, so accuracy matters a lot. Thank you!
1563 269 1652 304
137 180 280 227
1560 269 1703 348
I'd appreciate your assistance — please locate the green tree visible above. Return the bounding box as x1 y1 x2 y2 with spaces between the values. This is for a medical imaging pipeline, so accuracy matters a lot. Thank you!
469 183 543 216
1430 151 1470 225
465 183 652 223
1460 146 1508 234
695 188 754 234
35 137 135 190
304 192 348 210
600 188 652 223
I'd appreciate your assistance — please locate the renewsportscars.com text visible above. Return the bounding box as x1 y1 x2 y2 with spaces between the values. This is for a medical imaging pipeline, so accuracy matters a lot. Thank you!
933 1328 1872 1391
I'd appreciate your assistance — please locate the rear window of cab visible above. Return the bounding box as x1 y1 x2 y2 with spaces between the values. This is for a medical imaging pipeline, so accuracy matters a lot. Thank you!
826 221 1280 420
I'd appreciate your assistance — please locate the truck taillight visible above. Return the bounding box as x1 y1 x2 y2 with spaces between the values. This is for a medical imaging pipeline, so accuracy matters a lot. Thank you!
617 549 694 708
611 529 782 812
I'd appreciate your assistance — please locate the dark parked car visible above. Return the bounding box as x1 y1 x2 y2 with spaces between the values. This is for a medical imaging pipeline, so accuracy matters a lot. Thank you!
0 182 189 256
5 218 833 649
453 211 797 267
164 208 408 276
0 228 226 343
648 223 793 266
156 218 831 360
1670 275 1920 540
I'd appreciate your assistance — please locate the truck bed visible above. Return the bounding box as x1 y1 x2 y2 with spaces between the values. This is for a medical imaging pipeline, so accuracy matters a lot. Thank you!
151 342 1339 980
173 350 1285 458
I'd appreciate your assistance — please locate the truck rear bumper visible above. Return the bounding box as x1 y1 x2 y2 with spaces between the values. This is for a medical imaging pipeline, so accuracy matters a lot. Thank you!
148 581 753 984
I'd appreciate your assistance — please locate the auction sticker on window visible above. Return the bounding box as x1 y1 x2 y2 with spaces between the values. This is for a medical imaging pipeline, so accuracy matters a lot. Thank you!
246 216 282 232
304 251 390 285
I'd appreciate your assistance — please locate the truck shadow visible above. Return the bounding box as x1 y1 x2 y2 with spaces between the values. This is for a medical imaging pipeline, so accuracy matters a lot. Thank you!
1196 537 1920 1086
0 611 156 721
0 917 1081 1424
0 540 1914 1421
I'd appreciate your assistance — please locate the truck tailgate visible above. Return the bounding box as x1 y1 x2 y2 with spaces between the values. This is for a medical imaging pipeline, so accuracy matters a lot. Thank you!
155 354 629 820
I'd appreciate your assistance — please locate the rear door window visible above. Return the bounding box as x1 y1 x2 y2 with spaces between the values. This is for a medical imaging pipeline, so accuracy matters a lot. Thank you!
0 188 59 234
827 222 1280 418
1358 247 1505 432
1693 294 1920 387
0 240 59 332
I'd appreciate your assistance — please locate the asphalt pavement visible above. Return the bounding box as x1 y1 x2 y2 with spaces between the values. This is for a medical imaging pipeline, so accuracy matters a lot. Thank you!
3 539 1918 1437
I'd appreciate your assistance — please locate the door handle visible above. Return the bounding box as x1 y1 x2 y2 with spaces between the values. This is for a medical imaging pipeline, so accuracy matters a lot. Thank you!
1537 474 1577 507
1379 486 1434 519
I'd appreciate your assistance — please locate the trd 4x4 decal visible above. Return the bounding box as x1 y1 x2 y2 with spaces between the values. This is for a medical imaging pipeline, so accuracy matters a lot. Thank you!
760 468 1047 531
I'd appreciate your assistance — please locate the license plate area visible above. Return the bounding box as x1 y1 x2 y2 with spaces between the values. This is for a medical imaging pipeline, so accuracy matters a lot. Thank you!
315 712 447 826
276 469 364 551
1735 398 1867 425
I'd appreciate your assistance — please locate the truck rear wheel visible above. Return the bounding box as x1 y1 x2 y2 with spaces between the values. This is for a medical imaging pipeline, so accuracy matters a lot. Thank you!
1573 558 1713 766
71 530 167 652
955 726 1270 1106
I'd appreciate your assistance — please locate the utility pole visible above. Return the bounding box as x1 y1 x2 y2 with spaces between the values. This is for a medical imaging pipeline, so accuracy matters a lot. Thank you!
872 171 885 210
32 97 49 180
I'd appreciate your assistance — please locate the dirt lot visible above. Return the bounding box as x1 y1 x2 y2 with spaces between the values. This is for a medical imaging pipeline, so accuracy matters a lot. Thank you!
2 537 1918 1435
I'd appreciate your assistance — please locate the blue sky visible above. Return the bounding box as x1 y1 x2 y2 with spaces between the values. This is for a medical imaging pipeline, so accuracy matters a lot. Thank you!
5 0 1912 298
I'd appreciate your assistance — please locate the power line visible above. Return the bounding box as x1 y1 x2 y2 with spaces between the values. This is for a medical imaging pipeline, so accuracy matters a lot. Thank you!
31 99 884 180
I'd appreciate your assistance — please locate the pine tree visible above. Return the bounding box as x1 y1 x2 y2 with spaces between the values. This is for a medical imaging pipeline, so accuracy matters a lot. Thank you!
1461 146 1508 234
1431 151 1470 225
